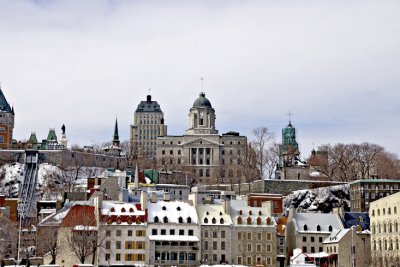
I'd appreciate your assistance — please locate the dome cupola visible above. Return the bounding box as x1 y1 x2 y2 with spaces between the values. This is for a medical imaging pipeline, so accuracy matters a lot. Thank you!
193 92 212 108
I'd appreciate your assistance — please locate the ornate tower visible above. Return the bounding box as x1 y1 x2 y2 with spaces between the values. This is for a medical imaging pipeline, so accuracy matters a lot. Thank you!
186 92 218 135
0 87 15 149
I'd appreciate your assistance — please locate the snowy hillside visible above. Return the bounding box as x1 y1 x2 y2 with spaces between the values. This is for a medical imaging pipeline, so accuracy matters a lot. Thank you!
284 184 350 213
0 163 105 199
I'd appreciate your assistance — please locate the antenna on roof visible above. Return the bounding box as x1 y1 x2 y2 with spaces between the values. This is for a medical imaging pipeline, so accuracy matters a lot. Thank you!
201 77 204 92
149 88 151 94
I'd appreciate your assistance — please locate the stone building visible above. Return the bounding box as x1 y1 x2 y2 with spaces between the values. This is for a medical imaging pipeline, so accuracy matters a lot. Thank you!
230 199 277 266
350 179 400 212
130 94 167 161
370 191 400 266
285 209 344 259
156 92 247 185
0 88 15 149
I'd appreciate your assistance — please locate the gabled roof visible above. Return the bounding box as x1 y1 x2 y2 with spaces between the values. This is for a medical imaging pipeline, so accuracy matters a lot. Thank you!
61 205 96 227
323 229 350 244
294 212 343 233
181 137 221 146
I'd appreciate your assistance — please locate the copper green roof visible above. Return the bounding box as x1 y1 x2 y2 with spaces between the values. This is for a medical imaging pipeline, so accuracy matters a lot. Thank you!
351 179 400 184
28 132 38 144
47 129 58 142
193 92 212 108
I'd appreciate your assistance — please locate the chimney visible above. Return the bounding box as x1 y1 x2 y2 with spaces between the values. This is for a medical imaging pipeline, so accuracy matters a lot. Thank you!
163 192 171 202
140 190 148 211
150 192 158 203
147 95 152 102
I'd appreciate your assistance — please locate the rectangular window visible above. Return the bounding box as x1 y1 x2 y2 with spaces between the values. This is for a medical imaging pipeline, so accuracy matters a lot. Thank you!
116 241 121 249
116 253 121 261
221 231 225 238
204 241 208 250
247 232 252 240
106 230 111 237
152 229 157 235
221 241 225 250
267 233 271 240
161 229 166 235
213 231 217 238
204 231 208 238
247 256 252 265
189 229 194 236
267 244 271 252
128 230 133 236
136 230 145 236
247 243 252 252
170 229 175 235
311 237 315 242
179 229 184 235
105 254 110 261
106 241 110 249
238 232 241 239
257 232 262 240
303 236 307 242
213 241 217 250
257 244 262 252
125 254 133 261
237 257 242 265
116 230 121 236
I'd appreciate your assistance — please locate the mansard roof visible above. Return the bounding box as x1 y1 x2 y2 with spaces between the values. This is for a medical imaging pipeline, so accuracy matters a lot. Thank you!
135 95 162 113
147 200 198 224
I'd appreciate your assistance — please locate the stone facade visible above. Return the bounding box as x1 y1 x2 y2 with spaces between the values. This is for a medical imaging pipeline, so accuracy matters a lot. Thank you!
350 179 400 212
0 88 14 149
130 94 166 160
370 191 400 266
156 93 247 185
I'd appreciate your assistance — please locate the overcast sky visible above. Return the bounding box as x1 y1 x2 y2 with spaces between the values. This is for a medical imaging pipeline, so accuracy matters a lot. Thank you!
1 0 399 158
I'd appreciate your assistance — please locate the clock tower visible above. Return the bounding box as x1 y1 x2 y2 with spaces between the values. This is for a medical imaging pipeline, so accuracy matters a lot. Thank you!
186 92 218 135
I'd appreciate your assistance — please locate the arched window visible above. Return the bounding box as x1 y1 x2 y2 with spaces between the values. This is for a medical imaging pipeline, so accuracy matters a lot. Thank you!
178 217 183 223
212 218 216 224
304 224 308 231
121 208 126 213
328 225 333 232
177 206 181 211
204 218 208 223
249 210 252 215
220 218 224 224
257 217 262 225
163 216 168 223
187 217 192 223
372 210 375 216
110 207 115 212
259 210 262 215
372 224 375 234
267 217 272 225
378 209 380 216
162 206 166 211
237 217 242 225
129 207 134 212
316 225 321 231
373 240 376 250
154 216 159 223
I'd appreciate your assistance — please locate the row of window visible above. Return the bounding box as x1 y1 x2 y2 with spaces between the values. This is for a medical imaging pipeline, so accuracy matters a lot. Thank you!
302 236 324 243
237 216 272 226
204 241 226 250
105 253 145 262
105 229 146 237
105 240 145 250
373 239 400 250
362 184 400 190
302 224 333 232
371 222 400 234
151 228 194 236
371 206 398 216
302 246 323 253
237 243 272 252
237 256 272 265
153 216 192 224
203 230 226 238
237 232 272 241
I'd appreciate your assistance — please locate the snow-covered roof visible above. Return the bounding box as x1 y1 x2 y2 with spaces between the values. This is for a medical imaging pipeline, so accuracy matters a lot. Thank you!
148 235 200 242
101 201 145 216
230 199 275 227
38 206 70 225
196 204 233 226
147 200 198 224
294 212 343 233
323 229 350 244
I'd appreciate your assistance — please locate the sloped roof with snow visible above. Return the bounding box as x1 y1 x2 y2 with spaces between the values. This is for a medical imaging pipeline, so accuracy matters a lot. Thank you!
101 201 147 225
230 199 275 227
323 229 350 244
61 205 96 227
294 212 343 233
196 204 233 226
147 200 198 224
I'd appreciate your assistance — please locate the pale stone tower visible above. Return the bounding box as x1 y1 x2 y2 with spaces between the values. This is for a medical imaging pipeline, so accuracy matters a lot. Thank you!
186 92 218 135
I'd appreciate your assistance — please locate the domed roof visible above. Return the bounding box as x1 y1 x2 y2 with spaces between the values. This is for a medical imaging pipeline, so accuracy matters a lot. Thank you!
193 92 212 108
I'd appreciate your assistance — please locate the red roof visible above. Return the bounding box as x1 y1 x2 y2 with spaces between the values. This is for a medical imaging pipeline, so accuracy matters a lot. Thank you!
61 205 96 227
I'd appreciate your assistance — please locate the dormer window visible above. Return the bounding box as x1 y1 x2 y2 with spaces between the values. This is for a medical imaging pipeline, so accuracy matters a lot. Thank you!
219 212 223 216
317 225 321 231
258 210 262 215
328 225 333 232
247 217 252 225
162 206 166 211
121 208 126 213
249 210 252 215
206 211 209 215
237 216 242 225
267 217 272 225
154 216 159 223
110 207 115 212
212 218 216 224
220 218 224 224
187 217 192 223
239 210 242 215
163 216 168 223
129 208 134 212
257 217 262 225
204 218 208 223
177 206 181 211
178 217 183 223
304 224 308 231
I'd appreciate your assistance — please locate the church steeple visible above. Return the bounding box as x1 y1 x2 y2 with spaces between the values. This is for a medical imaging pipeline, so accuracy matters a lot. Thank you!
113 118 120 147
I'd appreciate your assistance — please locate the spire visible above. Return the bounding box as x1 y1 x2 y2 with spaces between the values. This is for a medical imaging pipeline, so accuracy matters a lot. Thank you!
112 118 120 147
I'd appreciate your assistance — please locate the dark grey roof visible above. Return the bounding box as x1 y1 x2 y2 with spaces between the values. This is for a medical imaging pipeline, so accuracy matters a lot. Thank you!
0 89 12 113
343 212 370 230
135 100 162 113
193 92 212 108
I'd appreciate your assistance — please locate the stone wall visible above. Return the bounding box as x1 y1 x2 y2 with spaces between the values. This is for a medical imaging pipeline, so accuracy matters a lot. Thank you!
0 149 127 169
207 179 346 196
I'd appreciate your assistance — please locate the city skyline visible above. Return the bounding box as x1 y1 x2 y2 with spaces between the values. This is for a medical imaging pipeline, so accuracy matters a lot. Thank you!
1 0 399 158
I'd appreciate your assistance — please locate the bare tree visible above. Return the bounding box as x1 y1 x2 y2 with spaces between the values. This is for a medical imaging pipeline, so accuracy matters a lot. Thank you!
37 225 62 264
0 216 17 265
252 127 275 179
237 142 259 182
265 142 280 179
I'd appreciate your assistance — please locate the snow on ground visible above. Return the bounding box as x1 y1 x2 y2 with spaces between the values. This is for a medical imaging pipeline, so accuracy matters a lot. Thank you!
284 184 350 213
0 162 24 197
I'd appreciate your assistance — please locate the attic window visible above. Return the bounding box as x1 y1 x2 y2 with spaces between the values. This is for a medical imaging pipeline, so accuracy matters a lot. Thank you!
163 216 168 223
178 217 183 223
247 217 252 225
239 210 242 215
187 217 192 223
220 218 224 224
257 217 262 225
127 217 132 224
177 206 181 211
249 210 252 215
237 217 242 225
329 225 333 232
259 210 262 215
219 212 223 216
206 211 209 215
154 216 159 223
267 217 272 225
110 207 115 212
129 208 134 212
317 225 321 231
204 218 208 223
212 218 216 224
121 208 126 213
162 206 166 211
